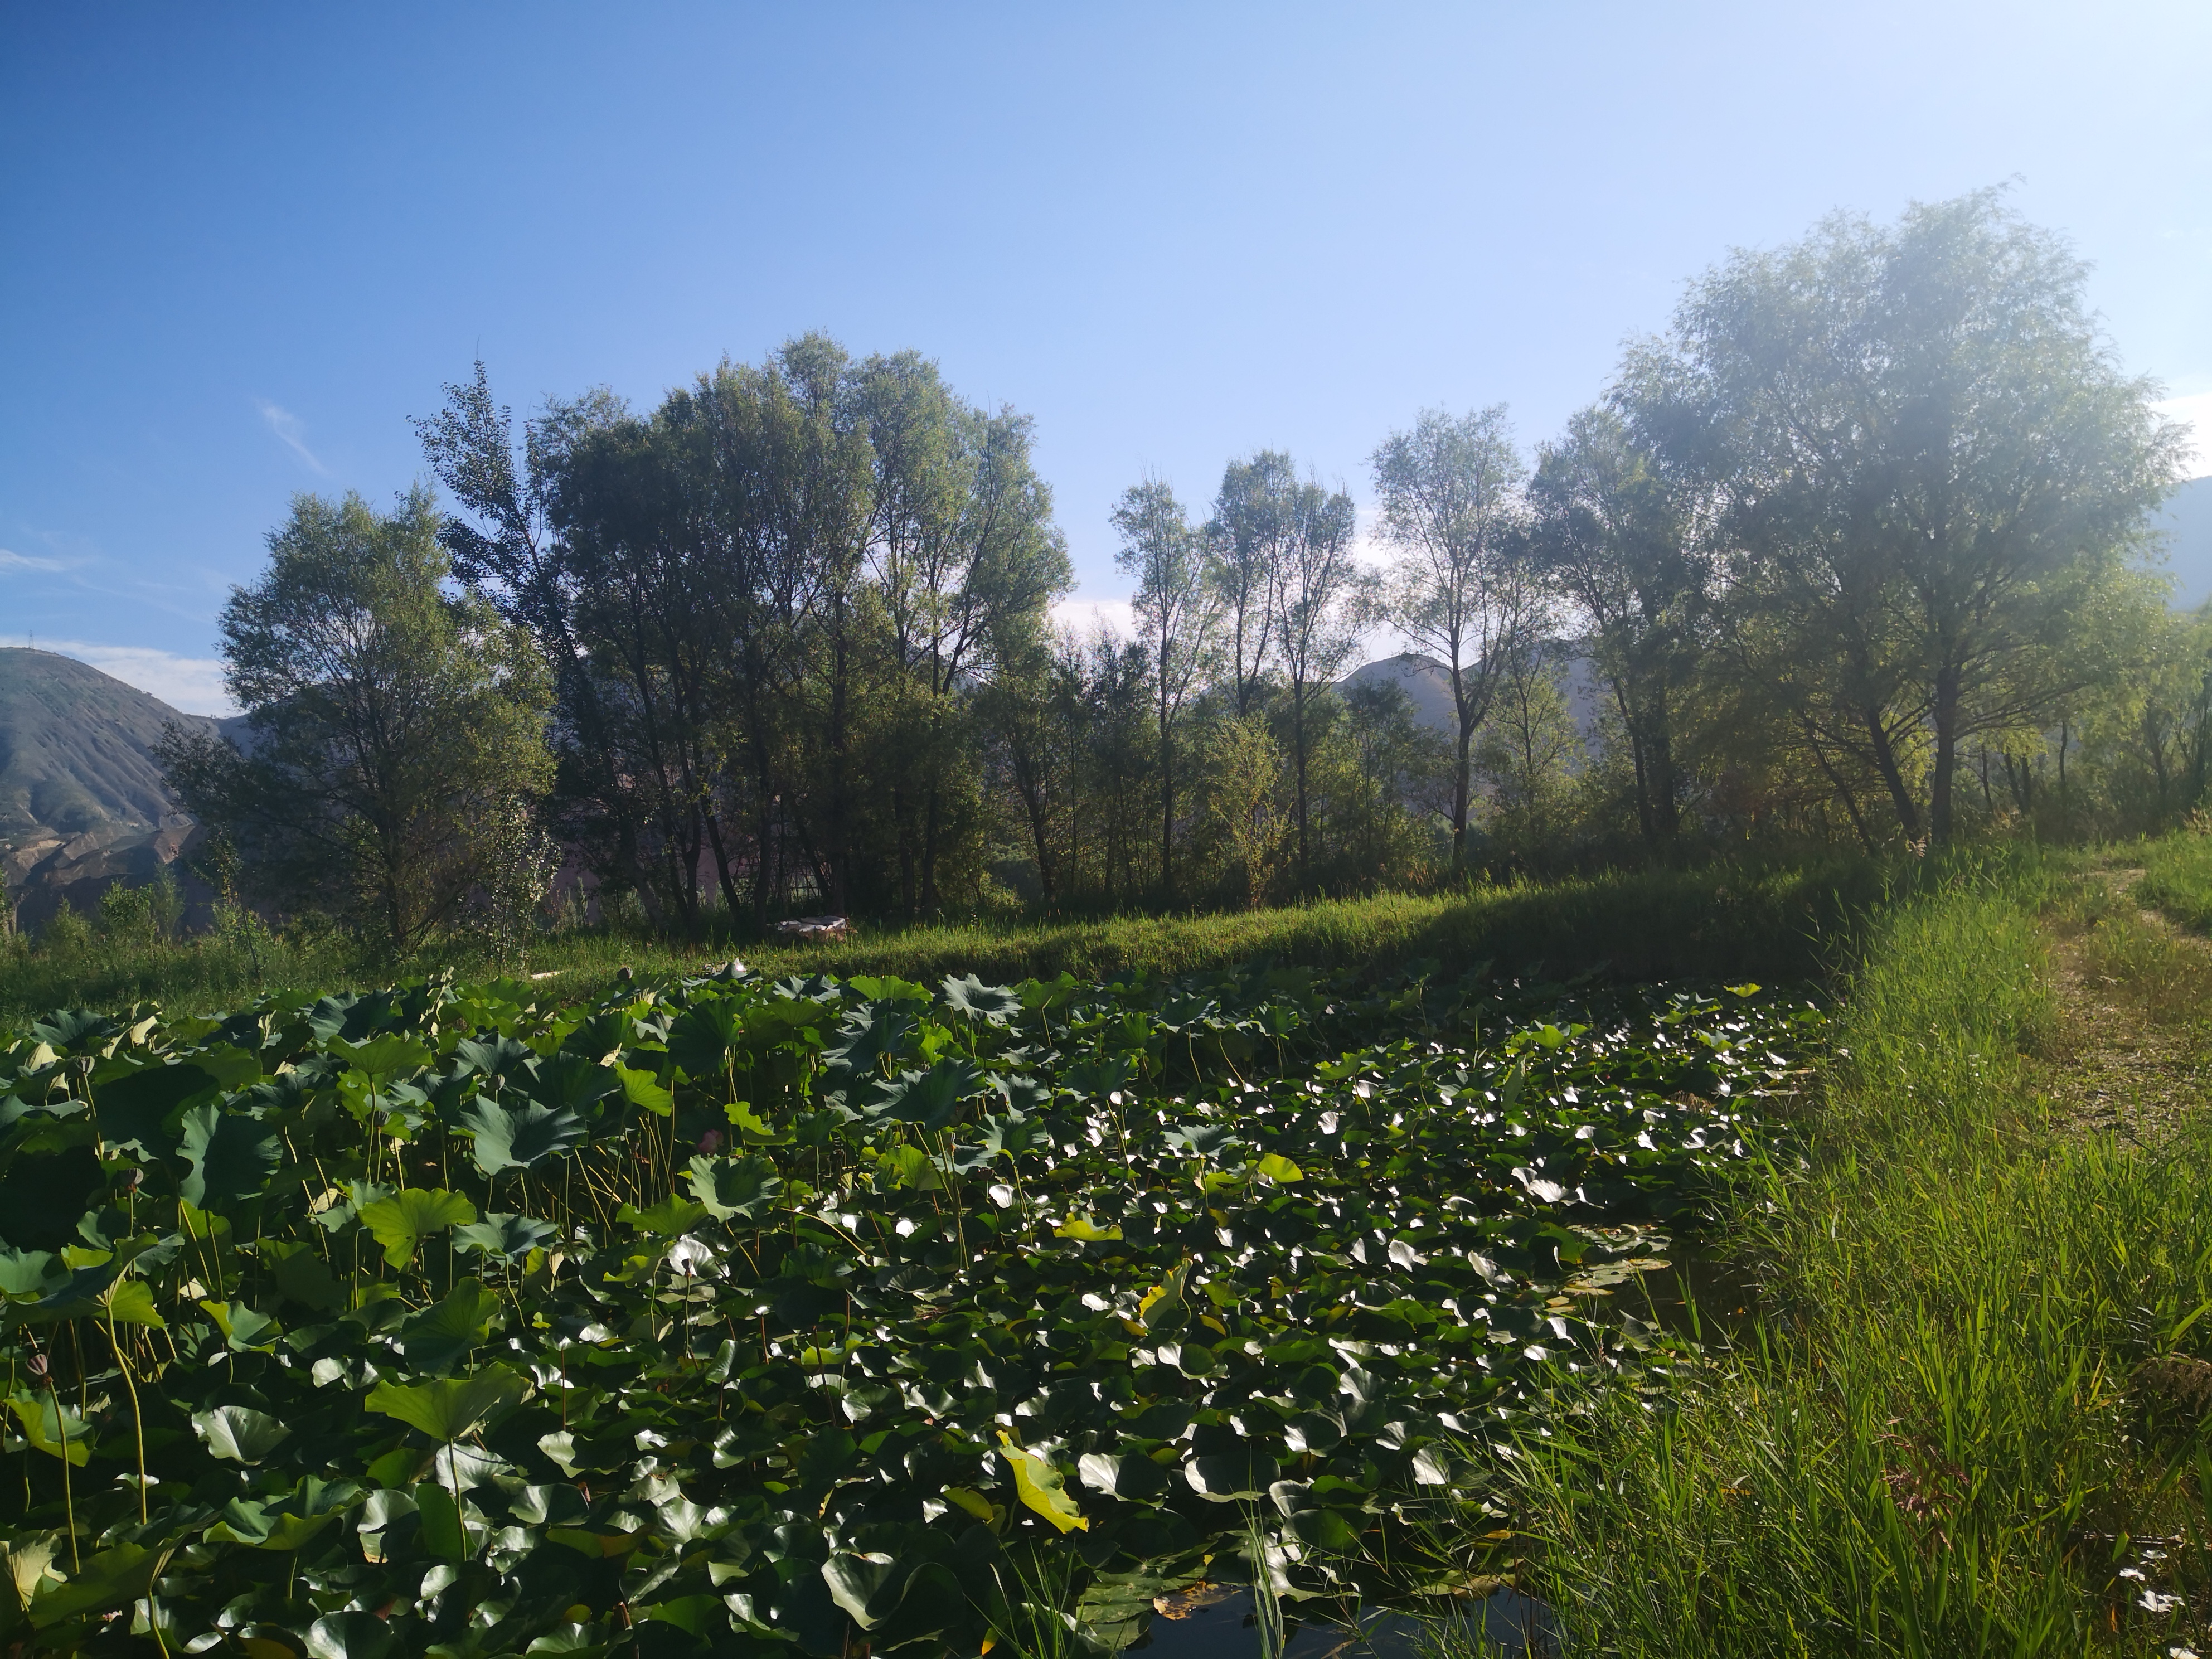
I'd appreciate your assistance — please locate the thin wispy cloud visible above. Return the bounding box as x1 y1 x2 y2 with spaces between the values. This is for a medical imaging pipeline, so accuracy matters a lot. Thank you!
256 399 329 474
0 548 69 573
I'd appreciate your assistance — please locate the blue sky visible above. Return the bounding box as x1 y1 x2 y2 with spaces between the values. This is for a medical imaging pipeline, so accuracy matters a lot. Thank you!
3 2 2208 714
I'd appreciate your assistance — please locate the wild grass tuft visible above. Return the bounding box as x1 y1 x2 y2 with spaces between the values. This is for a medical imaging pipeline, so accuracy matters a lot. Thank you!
1488 865 2212 1655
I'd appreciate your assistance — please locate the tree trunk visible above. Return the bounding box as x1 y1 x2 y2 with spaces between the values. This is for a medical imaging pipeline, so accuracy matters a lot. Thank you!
1158 700 1175 903
1451 665 1474 867
1929 662 1961 845
1804 723 1875 853
702 805 744 919
1861 702 1923 840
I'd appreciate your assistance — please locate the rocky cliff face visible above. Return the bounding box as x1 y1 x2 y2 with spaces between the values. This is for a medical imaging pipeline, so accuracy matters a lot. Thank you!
0 648 219 931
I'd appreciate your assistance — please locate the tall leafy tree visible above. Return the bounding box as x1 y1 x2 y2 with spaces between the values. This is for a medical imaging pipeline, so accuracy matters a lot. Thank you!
1626 191 2185 842
1112 479 1219 900
159 489 554 951
415 365 631 871
1371 405 1537 865
1207 452 1299 716
857 354 1070 909
1525 409 1703 843
1264 469 1368 884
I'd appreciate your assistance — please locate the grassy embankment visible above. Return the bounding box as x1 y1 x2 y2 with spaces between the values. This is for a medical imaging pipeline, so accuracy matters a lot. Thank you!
2133 832 2212 944
0 855 1878 1026
1478 848 2212 1657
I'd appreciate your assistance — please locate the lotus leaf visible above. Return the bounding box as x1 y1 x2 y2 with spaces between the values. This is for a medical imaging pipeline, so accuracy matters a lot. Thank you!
192 1404 292 1463
686 1152 783 1221
4 1394 88 1465
176 1102 283 1209
358 1187 477 1267
457 1097 585 1176
366 1364 528 1442
400 1278 501 1374
454 1211 558 1259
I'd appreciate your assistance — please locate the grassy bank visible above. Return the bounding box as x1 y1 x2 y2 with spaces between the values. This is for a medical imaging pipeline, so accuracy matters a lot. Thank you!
0 854 1879 1023
2133 832 2212 939
1490 853 2212 1656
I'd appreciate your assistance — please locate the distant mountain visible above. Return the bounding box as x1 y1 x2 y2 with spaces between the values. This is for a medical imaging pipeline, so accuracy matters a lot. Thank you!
2155 476 2212 609
1342 653 1461 731
0 648 219 930
1343 647 1609 748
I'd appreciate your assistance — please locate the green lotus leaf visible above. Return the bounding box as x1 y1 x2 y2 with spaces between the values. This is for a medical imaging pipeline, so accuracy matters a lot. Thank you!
1061 1055 1134 1098
93 1060 220 1157
305 1609 399 1659
192 1404 292 1463
866 1058 982 1130
176 1103 282 1209
366 1363 528 1443
331 1034 431 1079
1139 1263 1191 1338
358 1187 476 1267
666 999 746 1081
997 1433 1088 1533
4 1394 88 1466
456 1097 585 1176
1183 1451 1275 1501
27 1010 117 1055
101 1277 165 1329
1164 1121 1240 1159
413 1477 467 1561
453 1034 538 1084
821 1003 917 1088
940 974 1022 1026
1054 1215 1122 1242
686 1153 784 1222
454 1211 557 1260
262 1238 345 1310
525 1050 620 1113
846 974 928 1004
26 1541 164 1630
198 1298 281 1352
0 1247 62 1299
614 1064 673 1116
617 1194 709 1235
525 1626 614 1656
399 1278 501 1375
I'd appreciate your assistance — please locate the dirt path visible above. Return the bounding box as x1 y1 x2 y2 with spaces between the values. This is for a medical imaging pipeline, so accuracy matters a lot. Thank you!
2038 866 2212 1146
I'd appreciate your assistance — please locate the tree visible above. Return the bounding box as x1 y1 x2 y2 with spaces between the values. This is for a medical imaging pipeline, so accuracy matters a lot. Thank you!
1207 452 1298 717
1371 405 1538 866
1626 191 2186 842
857 354 1071 910
1207 713 1289 911
1525 408 1703 843
1477 637 1585 856
1112 480 1219 900
160 490 554 952
415 363 632 876
1264 470 1369 885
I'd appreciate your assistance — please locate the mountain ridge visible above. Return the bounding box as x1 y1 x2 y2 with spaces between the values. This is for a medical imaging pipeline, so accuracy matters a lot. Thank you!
0 647 217 929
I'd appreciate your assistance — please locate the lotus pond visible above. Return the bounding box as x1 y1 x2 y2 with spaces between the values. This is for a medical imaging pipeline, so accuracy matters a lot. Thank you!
0 958 1820 1655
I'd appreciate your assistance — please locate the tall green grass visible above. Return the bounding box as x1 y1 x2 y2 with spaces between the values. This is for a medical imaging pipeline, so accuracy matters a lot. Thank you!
0 855 1880 1023
1485 862 2212 1655
2132 833 2212 938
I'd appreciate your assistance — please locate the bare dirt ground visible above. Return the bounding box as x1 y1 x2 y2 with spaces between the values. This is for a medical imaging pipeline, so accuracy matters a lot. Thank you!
2038 866 2212 1146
